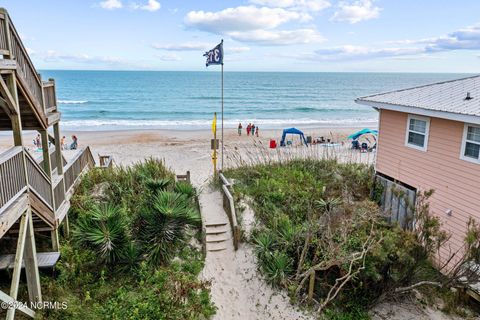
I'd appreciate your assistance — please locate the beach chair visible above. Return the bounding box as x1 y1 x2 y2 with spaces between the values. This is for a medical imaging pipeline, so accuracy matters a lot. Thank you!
351 140 360 150
361 142 368 152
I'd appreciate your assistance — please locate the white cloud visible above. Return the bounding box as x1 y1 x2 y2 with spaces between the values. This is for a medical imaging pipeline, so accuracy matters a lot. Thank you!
425 24 480 52
152 42 210 51
250 0 331 12
132 0 161 11
385 23 480 53
99 0 123 10
249 0 330 12
331 0 380 24
158 53 182 61
184 6 311 33
229 28 324 45
313 45 423 60
229 46 251 53
44 50 123 64
284 22 480 62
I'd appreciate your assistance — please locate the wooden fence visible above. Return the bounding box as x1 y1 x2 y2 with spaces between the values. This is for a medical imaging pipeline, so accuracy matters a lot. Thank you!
0 147 27 211
219 172 241 250
375 174 416 230
64 147 95 193
25 150 53 209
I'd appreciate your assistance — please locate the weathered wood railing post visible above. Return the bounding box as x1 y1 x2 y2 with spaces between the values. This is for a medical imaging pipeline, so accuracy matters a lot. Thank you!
23 206 42 303
40 130 52 176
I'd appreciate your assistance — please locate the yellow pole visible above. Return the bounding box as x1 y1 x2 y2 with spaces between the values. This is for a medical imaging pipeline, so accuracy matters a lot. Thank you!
212 112 217 177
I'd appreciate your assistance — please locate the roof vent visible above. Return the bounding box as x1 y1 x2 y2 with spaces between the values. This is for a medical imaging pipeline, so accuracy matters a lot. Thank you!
465 92 473 100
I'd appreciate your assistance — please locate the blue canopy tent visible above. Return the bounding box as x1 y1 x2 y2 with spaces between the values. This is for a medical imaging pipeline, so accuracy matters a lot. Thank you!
280 128 308 147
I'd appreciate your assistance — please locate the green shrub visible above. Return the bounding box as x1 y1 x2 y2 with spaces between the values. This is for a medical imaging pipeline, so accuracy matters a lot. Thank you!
37 158 215 319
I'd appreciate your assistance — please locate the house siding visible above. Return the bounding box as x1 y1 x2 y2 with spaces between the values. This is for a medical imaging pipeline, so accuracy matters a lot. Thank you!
376 109 480 262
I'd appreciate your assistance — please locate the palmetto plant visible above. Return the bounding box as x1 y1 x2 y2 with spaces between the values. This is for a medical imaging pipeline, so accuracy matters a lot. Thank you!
137 191 201 266
263 250 293 286
253 231 275 258
73 204 129 264
315 197 342 214
174 181 196 199
144 177 172 194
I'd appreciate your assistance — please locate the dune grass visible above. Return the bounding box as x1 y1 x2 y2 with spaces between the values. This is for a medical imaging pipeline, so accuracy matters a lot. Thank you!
226 158 478 318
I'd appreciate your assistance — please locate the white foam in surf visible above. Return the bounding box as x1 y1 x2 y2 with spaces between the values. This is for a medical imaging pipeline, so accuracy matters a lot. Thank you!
61 118 378 131
58 100 88 104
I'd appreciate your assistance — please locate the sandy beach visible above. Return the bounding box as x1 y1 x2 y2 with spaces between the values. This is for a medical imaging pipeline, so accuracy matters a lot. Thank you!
0 126 374 185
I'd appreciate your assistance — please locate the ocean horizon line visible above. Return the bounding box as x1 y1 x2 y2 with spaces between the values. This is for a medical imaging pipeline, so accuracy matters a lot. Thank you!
38 69 477 75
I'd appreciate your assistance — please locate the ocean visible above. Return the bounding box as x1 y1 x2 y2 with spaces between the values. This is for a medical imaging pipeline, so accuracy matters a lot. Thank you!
40 71 469 131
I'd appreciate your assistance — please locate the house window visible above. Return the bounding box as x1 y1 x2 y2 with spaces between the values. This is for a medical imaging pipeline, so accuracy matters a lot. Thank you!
461 124 480 163
405 115 430 151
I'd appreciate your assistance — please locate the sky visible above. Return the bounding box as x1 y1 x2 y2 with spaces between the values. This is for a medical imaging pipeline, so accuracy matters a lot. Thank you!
2 0 480 72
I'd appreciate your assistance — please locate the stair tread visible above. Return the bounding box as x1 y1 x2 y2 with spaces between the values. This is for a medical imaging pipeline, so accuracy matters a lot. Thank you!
207 241 228 252
206 234 229 242
205 222 228 227
205 227 228 234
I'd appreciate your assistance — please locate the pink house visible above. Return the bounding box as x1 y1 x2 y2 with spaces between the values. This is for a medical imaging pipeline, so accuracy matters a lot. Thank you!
356 75 480 264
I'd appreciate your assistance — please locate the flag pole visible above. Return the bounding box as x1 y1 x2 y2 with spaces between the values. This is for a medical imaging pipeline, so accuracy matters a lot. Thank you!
221 59 224 170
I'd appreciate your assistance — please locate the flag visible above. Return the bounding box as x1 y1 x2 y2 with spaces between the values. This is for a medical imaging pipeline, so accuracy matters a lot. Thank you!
203 40 223 67
212 112 217 135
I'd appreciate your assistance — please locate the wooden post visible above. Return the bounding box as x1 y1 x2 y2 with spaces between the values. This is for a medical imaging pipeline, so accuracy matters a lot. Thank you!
23 207 42 303
2 9 23 146
51 228 60 251
307 271 315 304
7 210 29 320
40 129 51 176
53 123 63 175
63 212 70 238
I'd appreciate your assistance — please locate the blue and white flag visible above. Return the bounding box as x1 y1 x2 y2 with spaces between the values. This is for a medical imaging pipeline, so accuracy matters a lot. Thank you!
203 40 223 67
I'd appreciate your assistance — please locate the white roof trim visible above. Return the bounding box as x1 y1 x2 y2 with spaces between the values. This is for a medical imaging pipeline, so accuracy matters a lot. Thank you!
355 99 480 125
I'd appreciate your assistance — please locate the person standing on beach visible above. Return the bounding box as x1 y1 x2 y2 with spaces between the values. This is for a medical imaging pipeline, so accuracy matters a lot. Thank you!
70 135 78 150
61 136 66 150
247 123 251 136
35 134 41 149
251 124 256 137
255 126 259 137
238 123 243 136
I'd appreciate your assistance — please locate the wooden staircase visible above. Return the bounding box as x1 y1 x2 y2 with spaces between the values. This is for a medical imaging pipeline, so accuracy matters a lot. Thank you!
0 8 96 319
205 222 229 252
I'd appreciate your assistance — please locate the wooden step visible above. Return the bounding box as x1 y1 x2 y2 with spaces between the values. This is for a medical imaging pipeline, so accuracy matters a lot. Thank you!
207 242 227 252
0 252 60 270
205 226 228 235
205 222 227 228
206 233 229 243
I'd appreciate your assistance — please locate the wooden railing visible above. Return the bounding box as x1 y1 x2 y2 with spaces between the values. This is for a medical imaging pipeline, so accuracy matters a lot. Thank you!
99 155 114 169
0 147 27 211
219 172 241 250
64 147 95 193
0 12 8 53
0 9 45 122
37 146 66 174
43 80 56 112
25 150 53 209
0 146 95 231
53 176 65 210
